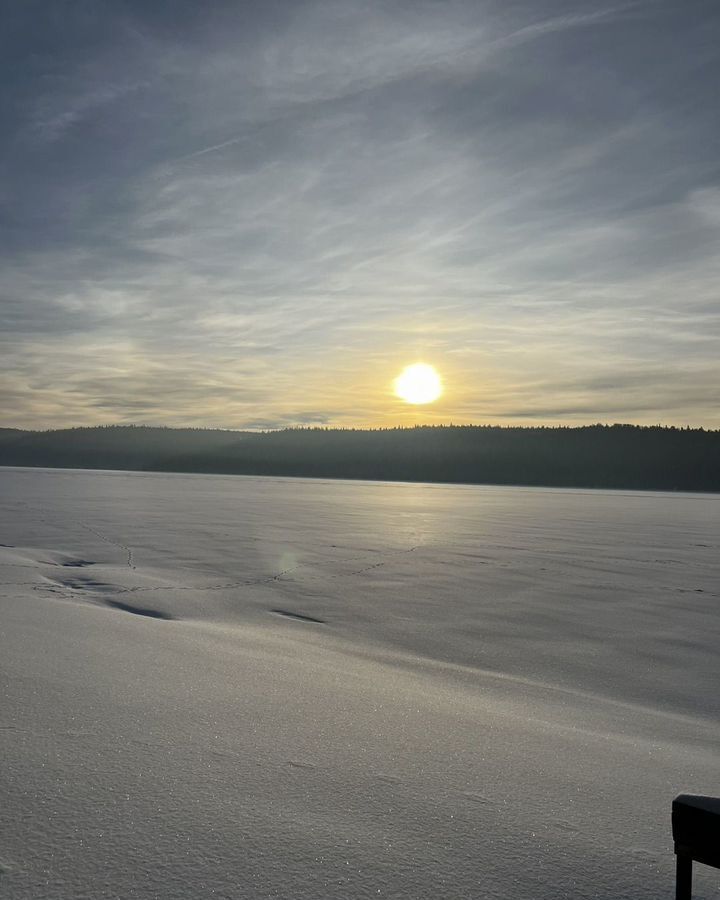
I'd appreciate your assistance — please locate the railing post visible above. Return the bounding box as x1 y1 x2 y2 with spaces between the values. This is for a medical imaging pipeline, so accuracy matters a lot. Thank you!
672 794 720 900
675 852 692 900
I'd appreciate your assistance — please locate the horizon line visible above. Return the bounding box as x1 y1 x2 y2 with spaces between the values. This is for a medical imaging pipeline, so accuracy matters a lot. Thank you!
2 422 719 434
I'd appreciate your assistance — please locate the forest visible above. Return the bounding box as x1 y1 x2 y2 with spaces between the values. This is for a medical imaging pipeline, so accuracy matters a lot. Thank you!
1 424 718 492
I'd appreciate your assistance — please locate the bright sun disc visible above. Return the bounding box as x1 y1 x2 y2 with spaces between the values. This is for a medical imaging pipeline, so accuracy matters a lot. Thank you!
394 363 443 404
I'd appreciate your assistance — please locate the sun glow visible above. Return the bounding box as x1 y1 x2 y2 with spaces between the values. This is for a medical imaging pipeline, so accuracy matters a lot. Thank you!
394 363 443 405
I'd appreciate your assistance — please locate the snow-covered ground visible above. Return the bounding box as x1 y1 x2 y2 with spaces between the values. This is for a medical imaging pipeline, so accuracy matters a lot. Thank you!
1 467 718 900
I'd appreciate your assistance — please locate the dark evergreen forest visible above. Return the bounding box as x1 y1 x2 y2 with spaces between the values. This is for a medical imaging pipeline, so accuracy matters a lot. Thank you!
0 424 717 492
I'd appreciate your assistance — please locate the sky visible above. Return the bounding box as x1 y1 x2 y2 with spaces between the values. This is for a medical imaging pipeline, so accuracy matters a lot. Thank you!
1 0 719 430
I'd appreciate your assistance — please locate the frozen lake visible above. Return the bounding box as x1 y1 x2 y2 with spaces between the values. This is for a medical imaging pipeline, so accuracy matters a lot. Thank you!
1 467 718 899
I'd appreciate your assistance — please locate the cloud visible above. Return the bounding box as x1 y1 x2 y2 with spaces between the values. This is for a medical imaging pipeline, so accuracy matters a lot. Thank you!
1 0 718 429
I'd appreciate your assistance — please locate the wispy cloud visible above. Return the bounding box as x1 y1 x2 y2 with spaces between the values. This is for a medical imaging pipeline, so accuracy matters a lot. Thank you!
1 0 718 429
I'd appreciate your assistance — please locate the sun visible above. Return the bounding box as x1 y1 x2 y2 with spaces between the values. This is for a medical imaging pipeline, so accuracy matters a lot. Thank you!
394 363 443 405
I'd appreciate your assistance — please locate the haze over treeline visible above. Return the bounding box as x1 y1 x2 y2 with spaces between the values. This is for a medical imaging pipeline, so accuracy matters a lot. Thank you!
0 424 718 492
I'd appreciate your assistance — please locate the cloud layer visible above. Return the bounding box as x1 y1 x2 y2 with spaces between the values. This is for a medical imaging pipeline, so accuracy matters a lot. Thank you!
2 0 719 428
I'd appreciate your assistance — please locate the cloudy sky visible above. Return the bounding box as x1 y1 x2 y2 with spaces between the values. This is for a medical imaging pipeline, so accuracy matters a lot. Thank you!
2 0 718 430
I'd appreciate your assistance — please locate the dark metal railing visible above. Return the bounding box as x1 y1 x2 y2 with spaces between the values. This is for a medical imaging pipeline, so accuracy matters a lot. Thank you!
672 794 720 899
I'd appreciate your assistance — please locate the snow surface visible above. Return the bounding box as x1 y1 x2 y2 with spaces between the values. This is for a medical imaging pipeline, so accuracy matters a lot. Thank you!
1 467 718 899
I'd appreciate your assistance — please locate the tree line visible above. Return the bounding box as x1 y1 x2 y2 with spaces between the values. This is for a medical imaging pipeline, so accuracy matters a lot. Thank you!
0 423 718 492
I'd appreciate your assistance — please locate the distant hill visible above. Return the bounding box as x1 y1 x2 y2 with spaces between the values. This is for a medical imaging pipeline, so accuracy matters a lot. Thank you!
0 428 25 444
0 425 248 473
0 423 718 492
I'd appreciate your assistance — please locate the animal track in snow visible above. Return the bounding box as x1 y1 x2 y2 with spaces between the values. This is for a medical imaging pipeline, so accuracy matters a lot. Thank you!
76 521 136 570
49 574 115 593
